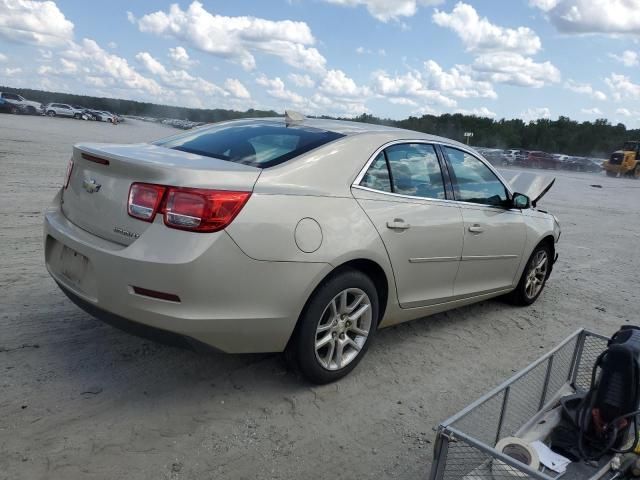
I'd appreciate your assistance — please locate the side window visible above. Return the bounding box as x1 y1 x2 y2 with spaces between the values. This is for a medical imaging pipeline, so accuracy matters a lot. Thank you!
359 144 446 199
360 152 391 192
385 143 446 199
443 146 508 207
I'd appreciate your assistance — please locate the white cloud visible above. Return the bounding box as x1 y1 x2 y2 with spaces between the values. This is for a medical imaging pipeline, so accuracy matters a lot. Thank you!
107 41 117 49
520 107 551 122
3 66 21 76
309 92 369 117
471 52 561 88
610 50 639 67
606 73 640 100
135 51 236 98
371 70 457 107
0 0 74 47
616 108 632 116
135 51 168 76
62 39 165 97
323 0 443 22
424 60 496 98
581 107 603 115
136 1 326 73
38 57 77 75
168 46 195 67
528 0 559 11
454 106 497 117
319 69 370 100
126 11 136 24
530 0 640 34
256 75 305 105
433 2 541 55
289 73 315 88
224 78 250 99
564 79 607 100
0 52 6 62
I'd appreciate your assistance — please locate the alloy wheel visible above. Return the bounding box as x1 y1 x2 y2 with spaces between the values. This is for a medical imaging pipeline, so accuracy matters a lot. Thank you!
314 288 372 371
525 250 548 299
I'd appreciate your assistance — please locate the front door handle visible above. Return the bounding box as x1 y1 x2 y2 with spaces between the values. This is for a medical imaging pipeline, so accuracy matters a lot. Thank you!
468 224 484 234
387 219 411 230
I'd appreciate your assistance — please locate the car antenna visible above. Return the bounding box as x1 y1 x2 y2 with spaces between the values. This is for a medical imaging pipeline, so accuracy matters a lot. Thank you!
285 110 305 126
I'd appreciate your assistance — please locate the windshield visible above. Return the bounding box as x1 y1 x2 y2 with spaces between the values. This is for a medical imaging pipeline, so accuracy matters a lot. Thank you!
154 120 345 168
623 141 639 151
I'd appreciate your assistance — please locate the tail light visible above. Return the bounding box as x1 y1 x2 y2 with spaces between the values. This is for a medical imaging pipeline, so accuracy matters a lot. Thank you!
128 183 166 221
127 183 250 233
64 158 74 189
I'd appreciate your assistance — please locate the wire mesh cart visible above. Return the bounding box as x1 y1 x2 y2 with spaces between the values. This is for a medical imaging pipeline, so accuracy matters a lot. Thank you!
428 329 617 480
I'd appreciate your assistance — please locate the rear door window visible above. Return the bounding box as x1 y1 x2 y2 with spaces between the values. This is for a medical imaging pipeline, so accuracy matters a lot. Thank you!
359 143 446 200
154 121 345 168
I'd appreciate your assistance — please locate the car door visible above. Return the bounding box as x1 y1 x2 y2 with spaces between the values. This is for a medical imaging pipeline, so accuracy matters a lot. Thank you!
352 142 464 308
441 145 526 298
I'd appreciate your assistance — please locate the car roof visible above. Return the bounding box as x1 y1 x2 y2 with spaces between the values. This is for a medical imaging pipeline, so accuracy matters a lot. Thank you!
224 117 468 148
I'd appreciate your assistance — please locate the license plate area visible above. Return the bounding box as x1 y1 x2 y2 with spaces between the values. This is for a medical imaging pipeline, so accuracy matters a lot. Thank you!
60 246 89 283
46 236 98 300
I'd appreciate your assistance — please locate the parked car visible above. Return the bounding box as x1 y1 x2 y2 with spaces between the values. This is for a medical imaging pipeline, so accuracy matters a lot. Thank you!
0 91 43 115
0 96 18 114
525 151 558 169
44 103 85 119
501 149 522 166
44 116 560 383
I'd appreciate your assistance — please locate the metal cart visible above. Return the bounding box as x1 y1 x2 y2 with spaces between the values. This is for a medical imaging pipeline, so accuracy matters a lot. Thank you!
428 329 617 480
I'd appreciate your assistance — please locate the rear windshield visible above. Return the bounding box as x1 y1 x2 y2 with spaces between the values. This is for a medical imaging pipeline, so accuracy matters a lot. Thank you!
154 121 345 168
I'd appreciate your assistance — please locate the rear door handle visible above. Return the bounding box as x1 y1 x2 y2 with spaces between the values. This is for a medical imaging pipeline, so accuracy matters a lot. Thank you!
468 224 484 234
387 219 411 230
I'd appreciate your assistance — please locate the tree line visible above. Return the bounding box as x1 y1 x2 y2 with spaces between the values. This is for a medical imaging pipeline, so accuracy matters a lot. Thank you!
2 85 637 157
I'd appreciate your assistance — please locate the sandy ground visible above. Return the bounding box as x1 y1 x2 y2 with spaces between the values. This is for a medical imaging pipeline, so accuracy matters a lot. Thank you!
1 113 639 480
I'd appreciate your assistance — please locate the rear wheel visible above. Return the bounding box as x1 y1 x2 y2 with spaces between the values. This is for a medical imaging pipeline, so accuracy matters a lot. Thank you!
288 269 378 384
606 171 617 177
74 113 81 119
507 244 552 306
47 110 56 117
26 106 35 115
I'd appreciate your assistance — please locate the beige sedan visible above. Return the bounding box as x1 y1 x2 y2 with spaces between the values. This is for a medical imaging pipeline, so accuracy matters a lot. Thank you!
44 116 560 383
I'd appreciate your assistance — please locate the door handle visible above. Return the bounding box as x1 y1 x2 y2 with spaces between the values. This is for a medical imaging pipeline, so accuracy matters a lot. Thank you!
468 224 484 234
387 219 411 230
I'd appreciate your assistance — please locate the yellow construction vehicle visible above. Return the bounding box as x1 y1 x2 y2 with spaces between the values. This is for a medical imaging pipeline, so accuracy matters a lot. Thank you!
603 141 640 178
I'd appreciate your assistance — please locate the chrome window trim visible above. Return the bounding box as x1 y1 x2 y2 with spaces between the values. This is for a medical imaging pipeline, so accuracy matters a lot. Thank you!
352 184 522 214
352 139 514 199
352 184 456 208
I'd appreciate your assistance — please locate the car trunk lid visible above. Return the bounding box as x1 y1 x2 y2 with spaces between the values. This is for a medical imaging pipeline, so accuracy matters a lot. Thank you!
61 143 261 245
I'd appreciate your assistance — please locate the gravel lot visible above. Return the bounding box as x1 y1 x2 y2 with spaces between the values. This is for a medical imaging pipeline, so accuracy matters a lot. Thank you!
1 114 639 480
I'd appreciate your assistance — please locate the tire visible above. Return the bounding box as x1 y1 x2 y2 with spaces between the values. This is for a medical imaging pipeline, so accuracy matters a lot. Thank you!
26 106 35 115
288 268 379 384
507 243 552 306
74 113 81 119
47 110 56 117
606 171 617 177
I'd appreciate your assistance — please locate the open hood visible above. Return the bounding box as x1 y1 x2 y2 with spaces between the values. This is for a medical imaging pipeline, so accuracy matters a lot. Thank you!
508 172 555 207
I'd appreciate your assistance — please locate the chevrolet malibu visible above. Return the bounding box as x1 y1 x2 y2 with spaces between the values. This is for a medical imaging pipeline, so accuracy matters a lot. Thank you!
44 115 560 383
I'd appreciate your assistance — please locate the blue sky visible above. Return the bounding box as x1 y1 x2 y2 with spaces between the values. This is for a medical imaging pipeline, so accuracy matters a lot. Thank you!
0 0 639 126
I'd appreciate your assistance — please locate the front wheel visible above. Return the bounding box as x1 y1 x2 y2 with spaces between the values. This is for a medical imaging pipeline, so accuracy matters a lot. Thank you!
507 244 552 306
606 171 617 177
288 269 378 384
47 110 56 117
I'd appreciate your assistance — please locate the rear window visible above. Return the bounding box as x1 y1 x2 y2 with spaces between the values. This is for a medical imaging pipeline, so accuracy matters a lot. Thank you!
153 121 345 168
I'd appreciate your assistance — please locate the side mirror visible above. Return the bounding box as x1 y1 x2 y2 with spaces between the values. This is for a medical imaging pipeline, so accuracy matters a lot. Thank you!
512 192 530 209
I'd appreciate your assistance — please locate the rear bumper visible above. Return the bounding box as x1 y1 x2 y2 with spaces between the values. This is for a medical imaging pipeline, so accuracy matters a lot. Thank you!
44 191 331 353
